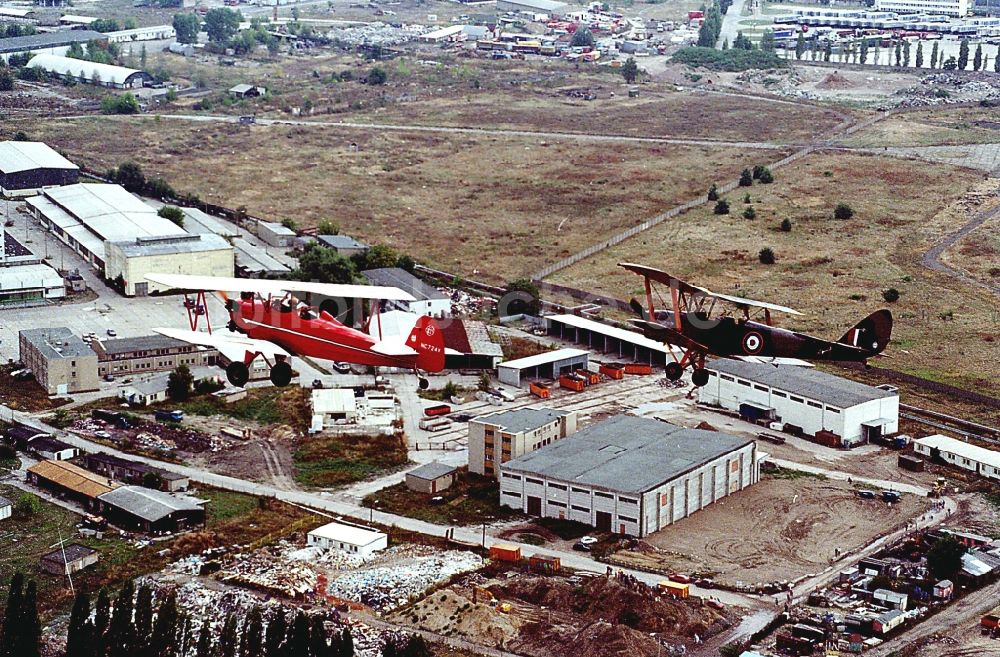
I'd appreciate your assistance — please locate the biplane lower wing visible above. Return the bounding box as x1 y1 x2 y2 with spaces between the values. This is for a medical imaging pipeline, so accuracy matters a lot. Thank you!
629 320 709 354
153 327 291 364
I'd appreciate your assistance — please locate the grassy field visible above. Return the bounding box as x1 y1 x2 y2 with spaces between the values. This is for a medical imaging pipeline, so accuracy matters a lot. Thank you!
362 471 523 525
15 117 777 283
176 387 312 432
939 198 1000 292
294 431 409 488
838 107 1000 148
548 151 1000 395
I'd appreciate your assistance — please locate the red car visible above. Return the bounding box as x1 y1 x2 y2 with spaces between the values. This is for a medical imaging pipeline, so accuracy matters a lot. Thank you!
668 573 692 584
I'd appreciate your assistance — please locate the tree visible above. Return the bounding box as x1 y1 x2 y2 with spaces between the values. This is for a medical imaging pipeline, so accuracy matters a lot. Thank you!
916 41 924 68
368 66 387 85
285 613 310 657
995 46 1000 73
760 29 775 52
173 13 201 43
973 43 982 71
860 40 868 64
195 620 213 657
713 199 730 215
958 38 969 70
894 40 901 67
101 93 140 115
354 243 399 270
140 44 147 69
241 607 264 657
733 32 753 50
697 3 721 47
133 584 153 655
833 202 854 220
758 168 774 184
795 32 805 60
167 364 194 401
341 628 354 657
931 41 939 69
293 243 356 284
738 168 753 187
151 590 180 657
903 40 911 67
571 27 594 48
158 205 185 227
14 580 39 657
65 593 92 657
0 573 25 657
943 56 957 71
93 588 112 655
742 206 756 220
882 288 900 303
14 493 40 517
621 56 638 84
503 278 541 316
218 613 239 657
264 609 286 657
758 247 775 265
316 219 339 235
204 7 241 44
309 616 328 657
927 535 966 580
707 183 719 201
779 218 792 232
823 40 832 62
396 254 416 273
142 471 162 490
0 68 13 92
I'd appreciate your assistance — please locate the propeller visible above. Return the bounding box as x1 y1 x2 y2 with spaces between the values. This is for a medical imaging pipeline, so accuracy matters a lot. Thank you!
628 297 648 320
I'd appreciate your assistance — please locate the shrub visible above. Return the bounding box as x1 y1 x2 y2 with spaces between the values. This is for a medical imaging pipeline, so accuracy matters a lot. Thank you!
834 202 854 220
752 164 766 179
758 247 776 264
743 206 756 220
157 205 185 227
707 184 719 201
759 168 774 184
672 46 787 72
882 288 900 303
367 66 387 85
738 168 753 187
779 218 792 232
713 199 730 215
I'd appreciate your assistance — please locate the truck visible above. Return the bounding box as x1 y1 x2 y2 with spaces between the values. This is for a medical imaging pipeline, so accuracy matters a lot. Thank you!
657 580 689 599
92 409 130 429
154 410 184 423
419 418 452 432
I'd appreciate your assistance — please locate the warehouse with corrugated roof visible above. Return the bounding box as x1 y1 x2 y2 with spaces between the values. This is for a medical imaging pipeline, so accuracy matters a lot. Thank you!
26 53 152 89
0 141 79 195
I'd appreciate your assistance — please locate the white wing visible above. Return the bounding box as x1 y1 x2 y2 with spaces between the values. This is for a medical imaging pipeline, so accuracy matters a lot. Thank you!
153 327 291 363
145 273 416 301
370 339 417 357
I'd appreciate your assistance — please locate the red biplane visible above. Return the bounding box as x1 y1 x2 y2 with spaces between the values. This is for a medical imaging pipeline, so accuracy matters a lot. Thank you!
620 263 893 386
145 273 445 388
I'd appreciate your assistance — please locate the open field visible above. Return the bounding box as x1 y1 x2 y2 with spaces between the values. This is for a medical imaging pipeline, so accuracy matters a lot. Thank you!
940 204 1000 291
549 151 1000 394
612 476 930 587
294 431 409 488
15 117 775 283
838 106 1000 148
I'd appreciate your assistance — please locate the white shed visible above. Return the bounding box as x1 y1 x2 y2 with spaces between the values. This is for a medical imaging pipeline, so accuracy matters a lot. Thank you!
307 522 387 558
0 496 11 521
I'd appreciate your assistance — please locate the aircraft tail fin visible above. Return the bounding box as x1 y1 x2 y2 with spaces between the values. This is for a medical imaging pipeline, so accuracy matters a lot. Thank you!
838 310 893 355
409 315 446 373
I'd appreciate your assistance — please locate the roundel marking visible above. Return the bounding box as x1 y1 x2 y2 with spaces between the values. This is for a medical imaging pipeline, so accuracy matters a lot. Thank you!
742 331 764 355
425 324 436 337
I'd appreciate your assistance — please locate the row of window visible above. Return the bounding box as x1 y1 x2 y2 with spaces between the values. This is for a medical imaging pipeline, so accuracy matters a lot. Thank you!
718 373 843 413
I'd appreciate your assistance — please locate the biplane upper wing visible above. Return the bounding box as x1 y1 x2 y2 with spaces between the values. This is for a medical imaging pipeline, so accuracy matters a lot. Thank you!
145 273 416 301
706 291 803 316
152 327 291 364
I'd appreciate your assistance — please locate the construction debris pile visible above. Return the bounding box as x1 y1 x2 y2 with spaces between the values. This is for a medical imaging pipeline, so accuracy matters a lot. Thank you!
326 23 422 48
894 72 1000 107
74 417 234 454
219 546 319 599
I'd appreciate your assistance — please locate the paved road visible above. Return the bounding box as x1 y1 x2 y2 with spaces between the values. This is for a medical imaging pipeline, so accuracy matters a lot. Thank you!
768 458 931 495
718 0 749 49
921 202 1000 298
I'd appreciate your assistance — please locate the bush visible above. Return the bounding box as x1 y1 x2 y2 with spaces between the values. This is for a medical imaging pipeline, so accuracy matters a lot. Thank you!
707 184 719 201
367 66 387 85
713 199 730 215
739 168 753 187
882 288 900 303
101 93 140 115
758 247 776 264
779 218 792 232
158 205 185 227
15 492 41 517
758 168 774 184
834 202 854 220
742 206 756 220
752 164 766 180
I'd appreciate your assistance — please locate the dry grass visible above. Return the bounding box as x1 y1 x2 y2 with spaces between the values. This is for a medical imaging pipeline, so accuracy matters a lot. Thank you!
17 116 775 282
548 151 1000 394
838 106 1000 148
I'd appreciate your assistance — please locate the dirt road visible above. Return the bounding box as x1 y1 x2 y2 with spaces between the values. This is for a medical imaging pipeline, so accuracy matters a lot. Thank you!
921 202 1000 297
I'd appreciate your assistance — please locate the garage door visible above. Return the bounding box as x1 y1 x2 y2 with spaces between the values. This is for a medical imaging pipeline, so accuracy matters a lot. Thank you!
596 511 612 532
527 496 541 516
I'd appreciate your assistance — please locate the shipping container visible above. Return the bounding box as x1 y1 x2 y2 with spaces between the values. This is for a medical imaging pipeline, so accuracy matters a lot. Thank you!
418 418 452 432
529 382 551 399
657 581 689 599
811 430 842 448
981 606 1000 630
489 544 522 562
898 454 924 472
559 374 585 392
528 554 560 573
623 363 652 375
599 363 624 379
688 10 704 18
424 404 452 418
576 369 600 385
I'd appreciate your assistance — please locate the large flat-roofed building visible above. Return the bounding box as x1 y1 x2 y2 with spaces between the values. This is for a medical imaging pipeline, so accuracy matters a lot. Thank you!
28 184 233 293
874 0 970 16
0 141 79 195
362 268 452 318
497 348 589 387
545 314 682 366
0 263 66 304
96 485 205 533
232 237 290 277
469 407 578 478
90 334 218 377
499 415 759 537
0 30 108 61
698 360 899 447
26 53 153 89
18 327 99 394
27 460 118 510
914 435 1000 481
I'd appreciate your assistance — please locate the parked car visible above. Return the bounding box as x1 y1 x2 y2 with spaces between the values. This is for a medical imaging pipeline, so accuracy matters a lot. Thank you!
706 599 725 610
104 374 115 382
668 573 692 584
106 328 117 337
695 577 715 589
857 490 877 499
572 541 592 552
312 379 324 388
882 490 902 502
578 536 598 546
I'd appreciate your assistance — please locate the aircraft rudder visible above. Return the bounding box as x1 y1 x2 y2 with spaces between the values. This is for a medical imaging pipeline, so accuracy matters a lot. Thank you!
839 309 893 355
411 315 446 372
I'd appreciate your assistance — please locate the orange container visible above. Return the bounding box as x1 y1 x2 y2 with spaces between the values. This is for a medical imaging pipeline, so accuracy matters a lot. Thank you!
559 375 585 392
489 544 522 563
599 363 625 379
624 363 653 375
529 382 551 399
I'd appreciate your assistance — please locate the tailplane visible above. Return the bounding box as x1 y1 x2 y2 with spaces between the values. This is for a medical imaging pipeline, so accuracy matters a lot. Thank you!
838 310 893 355
409 315 446 373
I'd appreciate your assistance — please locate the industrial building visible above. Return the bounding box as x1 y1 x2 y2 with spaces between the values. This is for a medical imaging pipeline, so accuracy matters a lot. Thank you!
230 84 267 99
362 268 451 318
499 415 759 537
311 388 358 426
232 237 291 277
307 522 388 558
0 141 79 195
26 53 153 89
18 327 99 395
441 319 503 370
95 485 205 533
405 462 458 494
496 0 568 17
874 0 970 16
104 24 176 43
317 234 369 257
0 263 66 304
257 220 296 247
28 184 234 293
181 208 239 239
545 314 682 366
497 348 589 388
41 544 99 575
84 452 189 492
469 407 578 478
913 435 1000 481
91 333 218 378
698 360 899 447
0 30 107 61
27 460 118 510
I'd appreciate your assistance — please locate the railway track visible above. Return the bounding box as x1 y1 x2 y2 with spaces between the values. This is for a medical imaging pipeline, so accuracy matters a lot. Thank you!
900 403 1000 446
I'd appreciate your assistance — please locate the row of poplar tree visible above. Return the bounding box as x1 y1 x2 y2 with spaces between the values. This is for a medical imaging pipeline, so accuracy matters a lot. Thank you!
0 574 434 657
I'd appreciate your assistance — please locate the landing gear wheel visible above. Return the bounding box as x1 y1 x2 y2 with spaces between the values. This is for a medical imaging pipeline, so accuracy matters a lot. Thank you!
418 377 430 390
270 361 293 387
691 368 710 387
226 320 246 334
665 362 683 381
226 361 250 388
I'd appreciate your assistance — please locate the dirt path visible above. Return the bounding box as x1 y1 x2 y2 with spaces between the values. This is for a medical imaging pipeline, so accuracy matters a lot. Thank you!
921 201 1000 297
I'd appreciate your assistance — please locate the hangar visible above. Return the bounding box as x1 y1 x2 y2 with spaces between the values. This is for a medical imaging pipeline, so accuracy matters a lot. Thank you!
497 348 589 387
26 53 153 89
0 141 79 196
496 0 568 17
96 485 205 533
499 415 759 537
545 314 682 366
698 359 899 447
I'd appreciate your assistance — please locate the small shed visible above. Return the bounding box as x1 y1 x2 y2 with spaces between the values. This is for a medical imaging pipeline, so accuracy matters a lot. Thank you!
873 609 905 635
27 436 78 461
41 543 99 575
230 83 266 98
405 462 458 494
257 221 296 247
317 234 369 257
873 588 908 611
0 496 11 521
933 579 954 600
119 379 168 406
307 522 387 558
